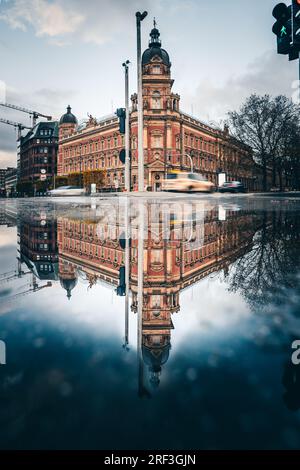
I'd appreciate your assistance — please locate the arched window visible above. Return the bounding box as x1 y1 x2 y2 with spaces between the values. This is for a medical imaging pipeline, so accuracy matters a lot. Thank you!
152 91 161 110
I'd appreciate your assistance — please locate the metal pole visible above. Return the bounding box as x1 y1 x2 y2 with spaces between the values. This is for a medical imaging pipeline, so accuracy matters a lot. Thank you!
186 153 193 173
123 61 130 192
124 196 130 349
136 11 148 192
137 200 144 394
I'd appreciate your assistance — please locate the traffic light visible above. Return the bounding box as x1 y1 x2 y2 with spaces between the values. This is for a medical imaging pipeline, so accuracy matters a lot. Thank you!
292 0 300 48
272 3 292 55
119 148 131 164
116 108 126 134
116 266 126 296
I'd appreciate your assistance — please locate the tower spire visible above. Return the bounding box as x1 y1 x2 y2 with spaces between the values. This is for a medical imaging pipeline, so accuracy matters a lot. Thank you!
149 19 161 47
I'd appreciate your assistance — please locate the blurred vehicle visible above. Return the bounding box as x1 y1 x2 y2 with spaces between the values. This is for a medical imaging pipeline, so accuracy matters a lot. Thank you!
162 172 214 193
48 186 86 197
218 181 246 193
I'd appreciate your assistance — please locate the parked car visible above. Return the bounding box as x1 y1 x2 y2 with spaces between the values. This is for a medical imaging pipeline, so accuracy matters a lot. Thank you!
162 172 215 193
218 181 246 193
48 186 87 197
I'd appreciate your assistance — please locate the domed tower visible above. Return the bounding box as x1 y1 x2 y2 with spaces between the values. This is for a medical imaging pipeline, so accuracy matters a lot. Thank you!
131 20 181 191
59 105 77 139
58 259 78 300
58 105 78 174
140 21 180 113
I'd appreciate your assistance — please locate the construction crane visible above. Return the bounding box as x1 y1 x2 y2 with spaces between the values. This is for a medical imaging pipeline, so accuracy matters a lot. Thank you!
0 117 31 139
0 268 30 284
1 274 52 304
0 102 52 127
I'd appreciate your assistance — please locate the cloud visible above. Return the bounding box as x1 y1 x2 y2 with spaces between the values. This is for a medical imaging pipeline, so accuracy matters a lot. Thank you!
181 51 297 123
0 0 153 45
0 85 78 163
0 150 16 168
0 0 84 37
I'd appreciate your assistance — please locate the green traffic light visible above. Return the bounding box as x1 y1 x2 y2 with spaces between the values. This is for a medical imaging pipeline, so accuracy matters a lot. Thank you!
281 25 287 37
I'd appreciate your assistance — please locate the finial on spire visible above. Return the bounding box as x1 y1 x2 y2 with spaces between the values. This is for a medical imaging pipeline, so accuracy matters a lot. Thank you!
153 17 157 28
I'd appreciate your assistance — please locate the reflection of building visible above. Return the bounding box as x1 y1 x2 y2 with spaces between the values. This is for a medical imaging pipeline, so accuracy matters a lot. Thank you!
57 200 262 387
18 211 58 281
58 24 256 191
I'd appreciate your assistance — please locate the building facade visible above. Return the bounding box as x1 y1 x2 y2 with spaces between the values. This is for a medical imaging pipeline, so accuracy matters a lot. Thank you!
0 168 6 197
4 167 17 197
19 121 58 192
58 25 257 191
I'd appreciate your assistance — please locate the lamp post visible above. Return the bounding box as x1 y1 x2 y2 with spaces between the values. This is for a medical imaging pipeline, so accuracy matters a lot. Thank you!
136 11 148 192
166 150 194 175
122 60 131 192
185 153 194 173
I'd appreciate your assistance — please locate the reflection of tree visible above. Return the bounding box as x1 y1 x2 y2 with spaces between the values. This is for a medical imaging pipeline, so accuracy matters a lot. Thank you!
226 208 300 309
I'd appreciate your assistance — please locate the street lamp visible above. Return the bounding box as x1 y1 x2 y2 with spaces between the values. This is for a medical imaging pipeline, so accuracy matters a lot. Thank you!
136 11 148 192
185 153 194 173
122 60 131 192
166 150 195 173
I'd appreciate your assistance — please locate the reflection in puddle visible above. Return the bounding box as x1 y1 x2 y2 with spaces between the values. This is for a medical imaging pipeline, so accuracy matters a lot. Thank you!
0 196 300 449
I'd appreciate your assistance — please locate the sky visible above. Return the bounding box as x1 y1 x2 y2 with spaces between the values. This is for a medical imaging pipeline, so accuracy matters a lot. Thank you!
0 0 298 167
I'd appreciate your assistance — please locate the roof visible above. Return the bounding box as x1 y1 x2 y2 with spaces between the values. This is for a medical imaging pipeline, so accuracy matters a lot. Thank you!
142 26 171 67
60 105 78 125
21 121 59 144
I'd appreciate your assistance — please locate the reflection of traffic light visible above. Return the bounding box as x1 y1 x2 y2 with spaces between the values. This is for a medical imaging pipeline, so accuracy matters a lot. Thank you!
272 3 291 55
116 108 126 134
116 266 126 296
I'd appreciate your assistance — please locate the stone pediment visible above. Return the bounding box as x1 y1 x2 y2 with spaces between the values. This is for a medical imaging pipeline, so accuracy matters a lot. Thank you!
148 159 165 168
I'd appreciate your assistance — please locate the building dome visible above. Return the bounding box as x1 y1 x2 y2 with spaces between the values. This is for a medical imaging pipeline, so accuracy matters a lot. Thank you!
142 23 171 67
59 105 78 125
142 342 171 388
59 276 78 300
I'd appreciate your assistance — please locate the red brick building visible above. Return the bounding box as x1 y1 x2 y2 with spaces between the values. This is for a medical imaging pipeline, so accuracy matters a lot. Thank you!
58 25 256 191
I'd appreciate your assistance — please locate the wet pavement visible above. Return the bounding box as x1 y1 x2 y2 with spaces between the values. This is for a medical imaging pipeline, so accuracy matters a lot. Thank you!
0 194 300 450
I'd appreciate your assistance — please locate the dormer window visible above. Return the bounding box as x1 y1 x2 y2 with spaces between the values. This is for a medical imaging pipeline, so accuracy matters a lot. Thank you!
152 65 161 74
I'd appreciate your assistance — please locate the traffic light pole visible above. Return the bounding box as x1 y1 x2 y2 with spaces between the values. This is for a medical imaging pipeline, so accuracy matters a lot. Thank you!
136 11 148 192
123 61 130 192
124 196 130 349
137 200 144 394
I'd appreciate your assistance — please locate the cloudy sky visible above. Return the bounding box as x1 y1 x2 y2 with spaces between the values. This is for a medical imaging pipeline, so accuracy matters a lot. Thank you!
0 0 298 167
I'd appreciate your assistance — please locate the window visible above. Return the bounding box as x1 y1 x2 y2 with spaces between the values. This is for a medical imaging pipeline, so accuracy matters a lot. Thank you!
152 134 162 148
152 65 161 74
151 295 161 307
152 91 161 109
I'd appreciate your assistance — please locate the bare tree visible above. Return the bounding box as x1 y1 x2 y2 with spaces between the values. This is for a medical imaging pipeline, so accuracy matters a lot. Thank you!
228 94 300 191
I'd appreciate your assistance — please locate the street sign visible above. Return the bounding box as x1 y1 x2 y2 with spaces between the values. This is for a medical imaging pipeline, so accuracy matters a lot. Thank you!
40 169 46 174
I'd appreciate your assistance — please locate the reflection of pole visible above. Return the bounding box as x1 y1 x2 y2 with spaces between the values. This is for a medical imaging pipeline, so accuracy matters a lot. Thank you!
136 11 148 192
124 196 130 349
137 200 144 395
123 60 130 192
